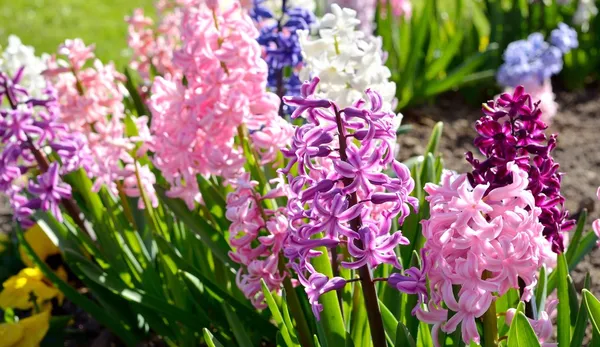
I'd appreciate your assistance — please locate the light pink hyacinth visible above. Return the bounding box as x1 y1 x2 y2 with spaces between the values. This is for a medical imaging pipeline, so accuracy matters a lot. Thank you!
226 173 288 308
125 2 183 82
44 39 158 208
149 0 293 207
328 0 411 34
418 163 554 346
593 187 600 245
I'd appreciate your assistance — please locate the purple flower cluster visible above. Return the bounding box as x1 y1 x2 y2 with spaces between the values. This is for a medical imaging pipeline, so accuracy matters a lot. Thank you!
497 23 578 88
0 67 92 227
466 86 575 252
281 77 418 318
252 0 315 112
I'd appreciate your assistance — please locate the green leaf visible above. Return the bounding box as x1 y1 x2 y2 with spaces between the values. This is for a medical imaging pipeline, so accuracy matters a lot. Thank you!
223 304 254 347
535 265 547 316
557 253 570 347
261 280 300 347
571 273 591 347
17 228 141 346
379 299 399 342
396 321 416 347
507 312 541 347
425 122 444 156
425 30 464 80
156 186 236 269
565 209 588 265
203 328 225 347
584 289 600 338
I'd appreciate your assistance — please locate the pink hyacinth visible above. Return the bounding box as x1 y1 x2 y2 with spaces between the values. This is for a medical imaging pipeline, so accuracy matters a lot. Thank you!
125 3 183 82
503 79 558 124
149 0 293 207
226 173 288 308
593 187 600 245
45 39 158 208
419 163 554 346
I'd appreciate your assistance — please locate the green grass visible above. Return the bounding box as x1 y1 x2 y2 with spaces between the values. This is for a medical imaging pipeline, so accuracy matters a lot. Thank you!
0 0 154 67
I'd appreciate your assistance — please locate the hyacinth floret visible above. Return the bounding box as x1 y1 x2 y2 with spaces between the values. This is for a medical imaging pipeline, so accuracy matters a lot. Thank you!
281 77 417 319
467 86 575 252
0 67 91 226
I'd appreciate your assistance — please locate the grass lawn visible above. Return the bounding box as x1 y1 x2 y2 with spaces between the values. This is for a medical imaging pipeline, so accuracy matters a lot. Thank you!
0 0 154 67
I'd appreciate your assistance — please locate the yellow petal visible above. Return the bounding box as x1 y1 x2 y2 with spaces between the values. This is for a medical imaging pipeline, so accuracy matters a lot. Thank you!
14 309 51 347
19 224 60 268
0 321 24 347
0 268 60 310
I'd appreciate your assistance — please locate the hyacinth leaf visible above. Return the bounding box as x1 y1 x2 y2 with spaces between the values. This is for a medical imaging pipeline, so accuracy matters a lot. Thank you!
568 275 580 324
557 252 570 347
203 328 225 347
507 312 541 347
548 229 597 294
16 228 142 346
350 281 369 347
314 335 322 347
535 265 547 317
156 186 236 269
396 321 416 347
583 289 600 338
379 299 398 342
565 209 588 265
425 30 465 80
123 68 150 118
222 304 253 347
260 279 300 347
417 321 434 347
571 273 591 347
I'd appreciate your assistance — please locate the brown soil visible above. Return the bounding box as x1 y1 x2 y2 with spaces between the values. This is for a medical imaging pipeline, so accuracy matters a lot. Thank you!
398 85 600 296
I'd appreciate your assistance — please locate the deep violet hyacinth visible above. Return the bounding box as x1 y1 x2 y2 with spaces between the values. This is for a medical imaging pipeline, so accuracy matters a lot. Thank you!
0 67 90 226
281 77 418 319
466 86 575 252
253 0 315 114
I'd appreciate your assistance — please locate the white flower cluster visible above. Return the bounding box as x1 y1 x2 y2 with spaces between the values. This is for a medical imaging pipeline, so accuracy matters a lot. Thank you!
298 4 397 113
0 35 49 98
573 0 598 31
262 0 316 16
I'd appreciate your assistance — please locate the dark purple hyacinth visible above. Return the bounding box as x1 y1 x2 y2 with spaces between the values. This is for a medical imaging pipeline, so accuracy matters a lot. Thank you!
252 0 315 116
0 67 91 226
466 86 575 253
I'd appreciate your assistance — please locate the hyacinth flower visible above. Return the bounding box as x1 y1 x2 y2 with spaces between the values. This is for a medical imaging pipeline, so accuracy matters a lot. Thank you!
148 0 293 208
298 4 397 112
250 0 315 116
0 67 91 230
418 87 571 345
44 39 158 209
282 77 418 346
497 23 578 123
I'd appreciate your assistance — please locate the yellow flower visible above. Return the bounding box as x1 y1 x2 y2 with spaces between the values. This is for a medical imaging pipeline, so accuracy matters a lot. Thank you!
0 268 61 310
19 224 60 268
0 309 51 347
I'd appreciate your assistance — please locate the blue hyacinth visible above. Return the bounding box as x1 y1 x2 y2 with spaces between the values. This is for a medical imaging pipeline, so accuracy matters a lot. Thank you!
497 23 578 88
252 0 315 115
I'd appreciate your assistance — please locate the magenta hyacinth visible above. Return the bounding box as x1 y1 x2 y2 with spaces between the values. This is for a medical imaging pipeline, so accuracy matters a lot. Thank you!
466 86 574 252
281 77 417 319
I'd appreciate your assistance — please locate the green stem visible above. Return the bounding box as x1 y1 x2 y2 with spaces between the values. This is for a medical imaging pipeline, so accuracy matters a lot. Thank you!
279 258 314 347
482 271 498 347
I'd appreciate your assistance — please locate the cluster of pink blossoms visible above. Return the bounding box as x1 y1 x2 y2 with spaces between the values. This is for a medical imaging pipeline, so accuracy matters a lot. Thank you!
594 187 600 244
125 0 184 82
149 0 293 209
44 39 158 208
418 163 554 344
226 173 288 308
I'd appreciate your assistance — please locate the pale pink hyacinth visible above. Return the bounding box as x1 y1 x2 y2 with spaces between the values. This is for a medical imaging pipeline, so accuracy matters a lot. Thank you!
226 173 288 308
418 163 554 346
44 39 158 208
149 0 293 207
504 79 558 124
505 299 558 347
327 0 411 34
593 187 600 245
381 0 412 20
125 2 183 82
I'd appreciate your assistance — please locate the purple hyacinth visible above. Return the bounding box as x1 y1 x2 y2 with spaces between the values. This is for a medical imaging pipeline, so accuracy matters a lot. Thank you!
497 25 577 88
466 86 574 253
281 77 418 318
0 67 90 226
252 0 315 116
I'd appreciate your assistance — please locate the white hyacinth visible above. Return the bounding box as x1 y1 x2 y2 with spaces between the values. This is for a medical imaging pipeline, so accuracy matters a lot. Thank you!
298 4 397 113
262 0 316 17
573 0 598 32
0 35 49 98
